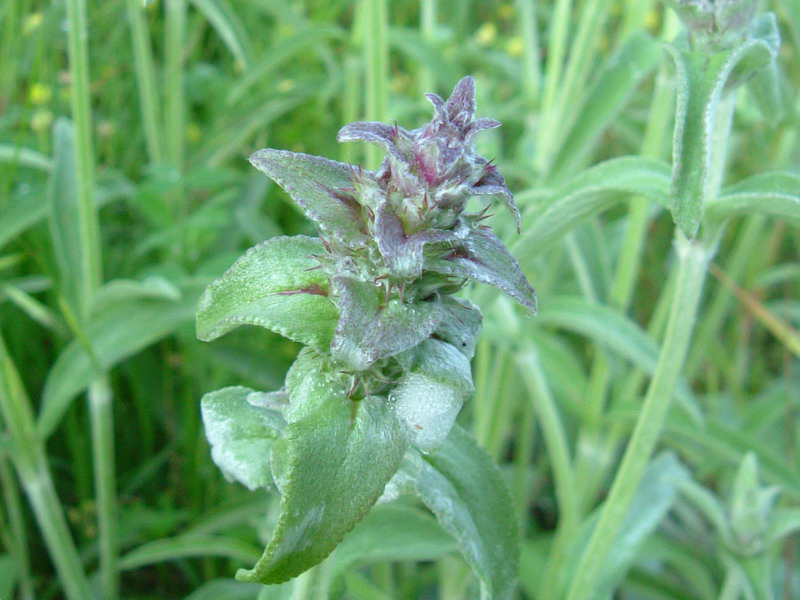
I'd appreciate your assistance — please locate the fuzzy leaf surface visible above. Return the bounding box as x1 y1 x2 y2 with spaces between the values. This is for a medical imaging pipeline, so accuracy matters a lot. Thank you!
390 339 473 451
237 352 408 584
249 149 368 244
669 17 778 237
201 386 286 491
428 228 537 313
196 235 337 350
331 275 441 371
393 426 520 600
707 172 800 227
514 157 671 270
434 297 483 359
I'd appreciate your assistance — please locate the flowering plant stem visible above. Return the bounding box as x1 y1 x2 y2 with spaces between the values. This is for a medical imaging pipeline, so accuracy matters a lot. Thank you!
566 86 737 600
566 230 712 600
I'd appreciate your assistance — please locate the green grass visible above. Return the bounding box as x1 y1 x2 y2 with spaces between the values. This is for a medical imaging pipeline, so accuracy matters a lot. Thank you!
1 1 799 598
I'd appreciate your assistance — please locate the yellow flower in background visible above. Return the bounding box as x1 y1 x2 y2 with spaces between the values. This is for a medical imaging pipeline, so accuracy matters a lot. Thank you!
29 83 52 106
506 36 525 58
23 12 43 35
476 23 497 46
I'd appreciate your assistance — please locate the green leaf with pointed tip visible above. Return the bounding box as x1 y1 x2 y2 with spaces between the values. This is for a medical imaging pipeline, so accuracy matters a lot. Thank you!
390 339 473 452
196 235 338 351
668 18 778 238
427 228 537 313
39 283 201 438
549 31 663 182
706 171 800 227
513 157 671 270
249 149 368 245
237 354 409 584
405 425 520 600
331 503 456 584
201 386 286 492
331 275 442 371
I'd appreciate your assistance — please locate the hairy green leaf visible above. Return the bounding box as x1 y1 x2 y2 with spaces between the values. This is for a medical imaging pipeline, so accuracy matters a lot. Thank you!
196 235 338 350
513 157 671 270
433 297 483 359
201 386 286 491
428 228 537 313
390 339 473 451
668 15 779 237
249 150 368 245
707 171 800 227
237 365 408 584
410 426 519 600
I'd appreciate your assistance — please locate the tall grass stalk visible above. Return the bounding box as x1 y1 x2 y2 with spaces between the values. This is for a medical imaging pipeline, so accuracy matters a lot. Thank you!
517 342 578 600
65 0 101 315
0 458 34 600
90 377 119 600
516 0 542 102
361 0 388 168
418 0 437 95
0 335 93 600
125 0 165 164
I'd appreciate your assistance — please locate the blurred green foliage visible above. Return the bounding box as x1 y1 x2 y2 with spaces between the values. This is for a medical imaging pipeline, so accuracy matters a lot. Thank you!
0 0 798 598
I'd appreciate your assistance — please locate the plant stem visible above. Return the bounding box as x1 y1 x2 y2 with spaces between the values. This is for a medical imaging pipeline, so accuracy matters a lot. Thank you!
89 377 118 600
362 0 388 169
125 0 165 164
516 0 541 102
516 342 579 600
418 0 437 96
565 231 711 600
65 0 101 319
0 458 34 600
0 334 93 600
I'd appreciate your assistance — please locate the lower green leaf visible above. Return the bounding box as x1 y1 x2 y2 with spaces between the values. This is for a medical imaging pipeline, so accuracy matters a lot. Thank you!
201 386 286 492
236 393 409 584
392 425 520 600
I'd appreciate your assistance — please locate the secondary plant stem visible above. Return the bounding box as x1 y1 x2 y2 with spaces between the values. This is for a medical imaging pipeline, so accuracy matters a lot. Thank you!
566 231 711 600
90 377 119 600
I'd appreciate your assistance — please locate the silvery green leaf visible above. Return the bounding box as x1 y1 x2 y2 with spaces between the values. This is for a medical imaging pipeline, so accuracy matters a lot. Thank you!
196 235 338 351
707 172 800 227
331 275 442 371
202 386 286 491
433 297 482 359
249 149 368 245
285 347 350 422
668 15 778 237
402 426 520 600
390 339 473 451
235 390 408 584
428 228 537 313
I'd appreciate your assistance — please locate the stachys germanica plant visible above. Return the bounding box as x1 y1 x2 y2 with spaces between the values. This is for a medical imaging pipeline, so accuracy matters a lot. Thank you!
196 77 534 598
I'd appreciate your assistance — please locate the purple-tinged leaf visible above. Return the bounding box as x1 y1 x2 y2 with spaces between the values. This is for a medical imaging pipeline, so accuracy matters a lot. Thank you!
444 76 477 125
466 118 501 141
249 149 368 245
337 122 407 160
471 162 520 231
427 228 537 313
375 202 455 279
331 275 442 371
196 236 338 350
